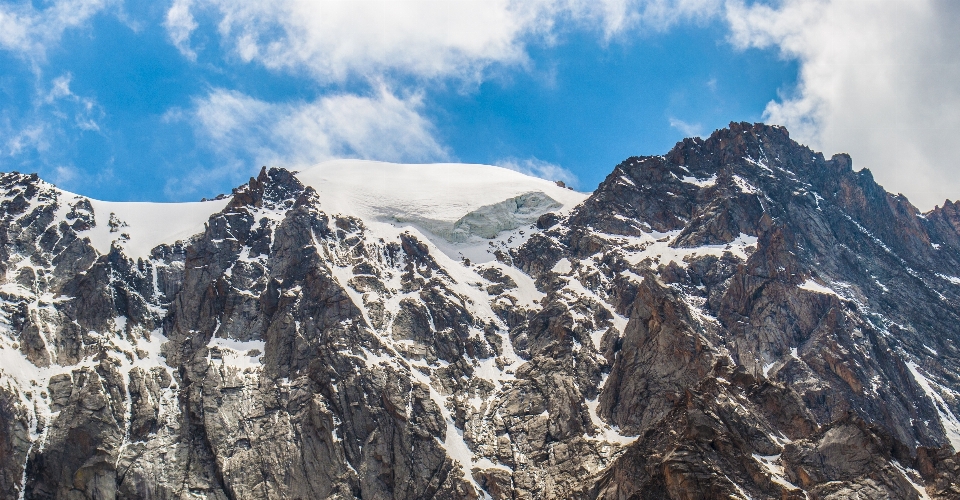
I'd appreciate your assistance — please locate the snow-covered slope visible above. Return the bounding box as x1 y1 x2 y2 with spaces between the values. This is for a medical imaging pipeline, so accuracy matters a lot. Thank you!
57 161 585 262
79 197 230 259
1 178 230 261
296 160 587 262
297 160 585 223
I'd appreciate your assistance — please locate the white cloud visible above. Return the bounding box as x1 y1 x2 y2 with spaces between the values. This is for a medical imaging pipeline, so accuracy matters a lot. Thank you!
0 3 109 186
5 123 49 156
3 73 101 159
53 164 79 185
669 117 703 137
164 85 448 197
0 0 111 62
726 0 960 209
160 0 720 196
189 0 549 80
169 0 719 81
165 0 198 61
44 73 102 131
498 157 580 189
186 85 447 168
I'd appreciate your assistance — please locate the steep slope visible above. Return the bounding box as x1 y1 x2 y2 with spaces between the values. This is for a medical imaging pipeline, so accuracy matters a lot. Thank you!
0 124 958 499
0 162 591 499
515 123 960 499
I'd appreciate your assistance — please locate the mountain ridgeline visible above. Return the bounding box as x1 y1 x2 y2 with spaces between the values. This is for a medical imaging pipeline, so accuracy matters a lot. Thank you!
1 123 959 499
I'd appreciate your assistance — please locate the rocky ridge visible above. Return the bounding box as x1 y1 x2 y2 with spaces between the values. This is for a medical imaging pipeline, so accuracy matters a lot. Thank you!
1 123 959 499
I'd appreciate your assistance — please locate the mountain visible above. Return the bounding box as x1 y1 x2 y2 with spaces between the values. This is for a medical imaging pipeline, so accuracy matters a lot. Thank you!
1 123 959 499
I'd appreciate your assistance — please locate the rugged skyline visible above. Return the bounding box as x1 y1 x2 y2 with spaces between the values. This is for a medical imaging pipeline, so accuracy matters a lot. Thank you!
1 1 959 209
1 123 959 498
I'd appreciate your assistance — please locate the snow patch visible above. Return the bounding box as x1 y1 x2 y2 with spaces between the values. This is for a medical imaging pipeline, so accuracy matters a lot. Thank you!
906 361 960 451
891 460 931 500
208 337 265 369
483 262 545 310
552 257 573 275
732 174 760 194
798 279 839 296
75 196 228 260
619 230 758 268
937 274 960 285
752 454 801 491
584 391 638 446
408 369 494 499
680 174 717 188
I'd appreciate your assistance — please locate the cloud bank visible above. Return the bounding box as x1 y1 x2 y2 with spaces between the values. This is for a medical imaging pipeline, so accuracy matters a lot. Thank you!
171 0 719 82
727 0 960 209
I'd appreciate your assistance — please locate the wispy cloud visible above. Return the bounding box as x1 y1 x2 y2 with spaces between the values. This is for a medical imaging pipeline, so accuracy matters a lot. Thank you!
0 0 112 64
165 0 198 61
498 157 580 189
45 73 102 131
669 117 703 137
166 85 448 196
3 73 102 158
5 123 49 156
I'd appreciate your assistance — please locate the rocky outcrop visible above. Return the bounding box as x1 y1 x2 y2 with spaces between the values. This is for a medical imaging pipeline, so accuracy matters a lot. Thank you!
514 122 960 498
1 124 959 499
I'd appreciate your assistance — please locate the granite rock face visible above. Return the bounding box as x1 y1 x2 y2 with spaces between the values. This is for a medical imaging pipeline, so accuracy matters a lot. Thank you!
2 123 960 499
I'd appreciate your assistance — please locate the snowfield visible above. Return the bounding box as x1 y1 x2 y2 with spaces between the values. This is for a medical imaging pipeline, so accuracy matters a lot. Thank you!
296 160 586 225
297 160 588 262
61 160 587 263
80 197 230 259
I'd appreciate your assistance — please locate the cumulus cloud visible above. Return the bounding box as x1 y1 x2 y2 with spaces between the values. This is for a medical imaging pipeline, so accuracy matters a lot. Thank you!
0 0 111 63
168 0 719 81
498 157 580 189
726 0 960 209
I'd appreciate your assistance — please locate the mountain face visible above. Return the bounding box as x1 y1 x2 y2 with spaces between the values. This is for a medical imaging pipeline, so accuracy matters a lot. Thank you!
1 123 960 499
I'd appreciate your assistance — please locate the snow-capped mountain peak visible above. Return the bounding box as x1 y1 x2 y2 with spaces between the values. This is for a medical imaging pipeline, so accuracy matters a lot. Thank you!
2 123 959 499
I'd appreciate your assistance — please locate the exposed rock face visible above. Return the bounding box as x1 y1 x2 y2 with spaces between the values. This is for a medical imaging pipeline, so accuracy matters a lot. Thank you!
1 123 959 499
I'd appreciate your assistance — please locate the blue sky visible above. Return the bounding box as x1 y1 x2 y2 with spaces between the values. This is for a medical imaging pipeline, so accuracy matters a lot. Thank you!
1 1 958 208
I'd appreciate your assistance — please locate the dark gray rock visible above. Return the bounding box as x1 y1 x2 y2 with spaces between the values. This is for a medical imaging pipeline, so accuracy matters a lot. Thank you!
3 123 960 499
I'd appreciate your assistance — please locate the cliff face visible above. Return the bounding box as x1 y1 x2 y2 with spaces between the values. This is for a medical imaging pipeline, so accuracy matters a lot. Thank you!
1 123 959 499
